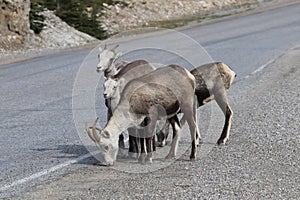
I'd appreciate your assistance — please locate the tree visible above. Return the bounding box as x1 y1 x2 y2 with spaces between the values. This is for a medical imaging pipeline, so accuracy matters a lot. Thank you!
31 0 113 39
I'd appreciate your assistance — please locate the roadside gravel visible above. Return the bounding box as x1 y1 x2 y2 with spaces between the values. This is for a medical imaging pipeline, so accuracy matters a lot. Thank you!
18 49 300 199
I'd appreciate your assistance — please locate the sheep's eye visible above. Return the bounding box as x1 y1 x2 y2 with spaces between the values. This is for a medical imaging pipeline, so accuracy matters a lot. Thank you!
104 145 109 151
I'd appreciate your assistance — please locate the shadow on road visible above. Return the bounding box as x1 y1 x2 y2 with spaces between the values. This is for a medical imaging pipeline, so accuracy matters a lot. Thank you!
32 144 99 165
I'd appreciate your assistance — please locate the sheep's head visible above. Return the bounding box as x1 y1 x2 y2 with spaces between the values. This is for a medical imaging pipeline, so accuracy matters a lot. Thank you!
225 67 236 90
85 118 118 166
103 77 124 99
96 44 122 73
217 63 236 90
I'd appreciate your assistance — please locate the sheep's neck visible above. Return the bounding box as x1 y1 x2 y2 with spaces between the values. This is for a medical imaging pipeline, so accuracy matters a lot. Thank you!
104 110 131 138
105 63 117 77
110 92 120 113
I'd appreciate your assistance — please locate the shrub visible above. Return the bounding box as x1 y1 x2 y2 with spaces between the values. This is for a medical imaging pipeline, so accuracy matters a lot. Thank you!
30 0 114 40
29 2 46 34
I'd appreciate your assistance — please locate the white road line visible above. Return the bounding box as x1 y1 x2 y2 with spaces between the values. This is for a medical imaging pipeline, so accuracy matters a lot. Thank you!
0 57 279 193
251 57 277 75
240 52 286 81
2 46 299 193
250 44 300 76
0 151 98 192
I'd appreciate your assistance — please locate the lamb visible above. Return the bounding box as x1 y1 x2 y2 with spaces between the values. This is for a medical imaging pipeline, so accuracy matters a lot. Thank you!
86 65 199 165
157 62 236 146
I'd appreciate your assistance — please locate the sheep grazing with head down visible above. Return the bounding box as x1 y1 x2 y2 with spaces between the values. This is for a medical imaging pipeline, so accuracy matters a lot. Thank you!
103 60 156 158
86 65 200 165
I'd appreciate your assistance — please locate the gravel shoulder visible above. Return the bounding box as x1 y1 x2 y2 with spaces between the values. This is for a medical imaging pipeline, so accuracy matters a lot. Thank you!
18 49 300 199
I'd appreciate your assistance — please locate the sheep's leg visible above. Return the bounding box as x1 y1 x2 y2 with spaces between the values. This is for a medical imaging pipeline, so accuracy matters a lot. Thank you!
138 137 147 163
182 104 199 160
215 92 233 145
139 136 153 164
152 135 156 152
180 95 201 145
128 128 139 159
165 115 181 159
117 133 128 158
193 95 201 144
139 106 160 164
217 105 233 145
145 137 153 163
156 120 170 147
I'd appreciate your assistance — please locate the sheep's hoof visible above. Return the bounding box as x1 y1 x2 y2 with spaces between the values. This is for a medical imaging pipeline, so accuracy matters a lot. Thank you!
117 148 128 158
156 141 165 147
198 138 203 146
128 152 139 160
138 154 153 164
165 153 175 160
146 156 153 164
145 153 153 164
217 138 228 145
138 154 147 164
190 155 196 161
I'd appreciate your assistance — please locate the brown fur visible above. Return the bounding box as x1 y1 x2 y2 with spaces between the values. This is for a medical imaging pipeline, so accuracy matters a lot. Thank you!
216 62 233 90
159 62 236 146
190 62 234 106
129 83 180 115
169 65 195 87
105 65 199 162
190 62 235 145
112 60 149 79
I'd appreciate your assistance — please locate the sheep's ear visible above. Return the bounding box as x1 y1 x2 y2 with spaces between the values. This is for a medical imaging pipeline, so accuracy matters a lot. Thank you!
115 52 122 59
102 130 110 138
118 77 125 86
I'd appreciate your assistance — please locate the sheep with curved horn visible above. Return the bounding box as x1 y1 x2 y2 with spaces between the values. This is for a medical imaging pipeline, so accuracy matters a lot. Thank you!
85 117 100 142
86 65 200 165
96 44 124 77
111 44 119 52
103 60 157 159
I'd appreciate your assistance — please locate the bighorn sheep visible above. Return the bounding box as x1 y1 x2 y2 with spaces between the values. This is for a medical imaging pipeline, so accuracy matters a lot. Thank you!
103 60 155 108
103 60 156 158
96 44 129 155
96 44 125 77
157 62 236 146
86 65 199 165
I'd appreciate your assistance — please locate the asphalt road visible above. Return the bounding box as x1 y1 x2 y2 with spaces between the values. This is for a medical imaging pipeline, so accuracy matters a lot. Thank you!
0 1 299 198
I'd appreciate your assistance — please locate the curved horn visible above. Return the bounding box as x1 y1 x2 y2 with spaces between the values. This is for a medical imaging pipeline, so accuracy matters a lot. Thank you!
111 44 119 52
85 122 96 142
92 117 100 142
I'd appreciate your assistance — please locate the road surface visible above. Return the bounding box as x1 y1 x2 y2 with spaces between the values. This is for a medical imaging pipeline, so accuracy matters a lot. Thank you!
0 1 299 198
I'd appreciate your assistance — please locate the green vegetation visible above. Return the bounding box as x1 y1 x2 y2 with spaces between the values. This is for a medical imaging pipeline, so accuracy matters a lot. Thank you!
30 2 46 34
30 0 114 39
